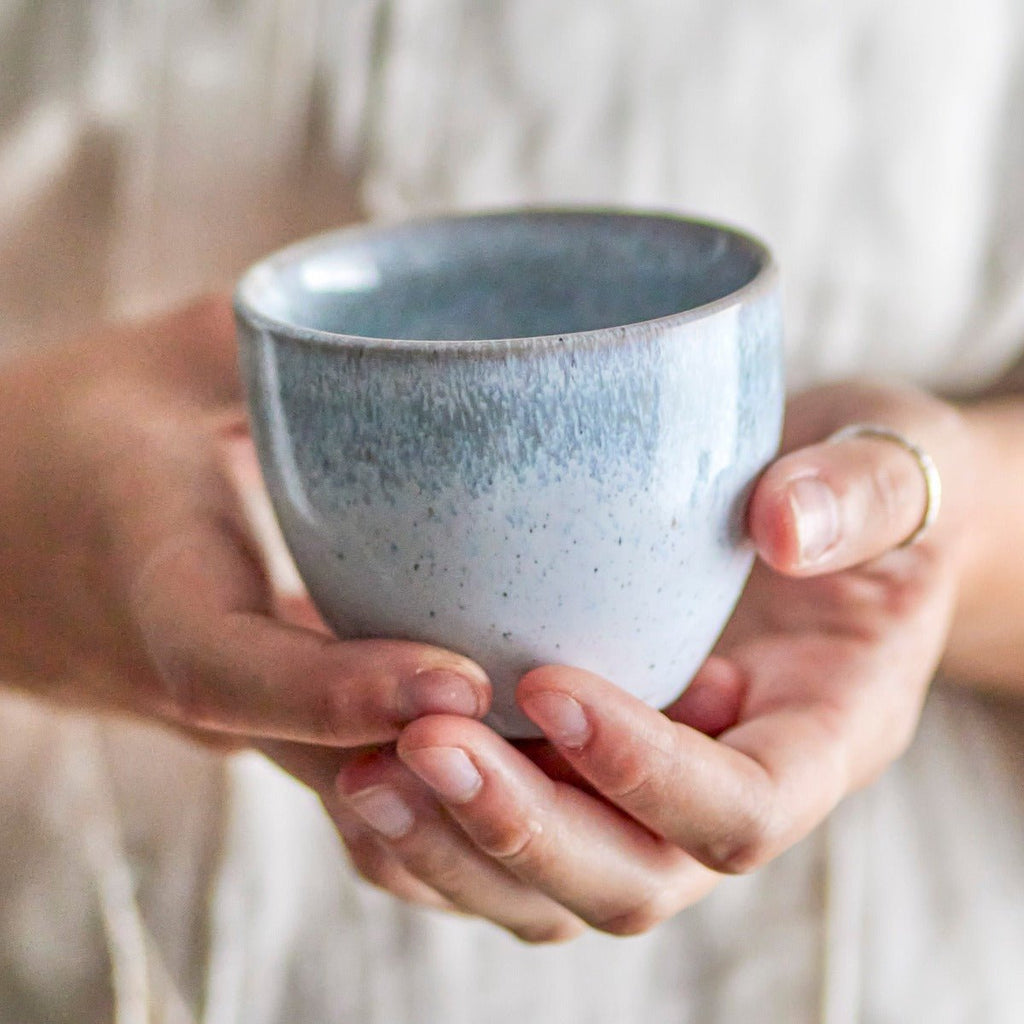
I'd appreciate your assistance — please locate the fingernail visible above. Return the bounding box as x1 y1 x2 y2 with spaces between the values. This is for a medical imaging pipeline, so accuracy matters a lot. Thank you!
521 692 591 748
789 476 840 565
399 669 484 720
402 747 482 803
348 785 415 839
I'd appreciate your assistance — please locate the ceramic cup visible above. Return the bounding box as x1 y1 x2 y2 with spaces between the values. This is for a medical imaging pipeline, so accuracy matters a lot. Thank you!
235 209 784 736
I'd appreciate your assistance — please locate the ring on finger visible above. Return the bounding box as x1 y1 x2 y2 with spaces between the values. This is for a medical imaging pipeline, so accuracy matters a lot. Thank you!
828 423 942 547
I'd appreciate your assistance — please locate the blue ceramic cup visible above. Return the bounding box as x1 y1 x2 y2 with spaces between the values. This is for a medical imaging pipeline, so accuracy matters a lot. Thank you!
235 209 783 736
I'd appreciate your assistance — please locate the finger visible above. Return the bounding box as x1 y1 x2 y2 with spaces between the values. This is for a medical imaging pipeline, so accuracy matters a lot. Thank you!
258 739 458 913
516 664 853 876
130 512 490 746
340 826 462 914
396 717 719 935
663 655 747 737
749 432 932 575
336 748 585 943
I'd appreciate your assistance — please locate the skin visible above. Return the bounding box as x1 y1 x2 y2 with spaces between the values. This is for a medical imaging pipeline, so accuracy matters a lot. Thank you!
1 295 1022 943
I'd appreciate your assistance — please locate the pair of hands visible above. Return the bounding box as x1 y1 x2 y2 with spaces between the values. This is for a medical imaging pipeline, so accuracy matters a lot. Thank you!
0 296 975 943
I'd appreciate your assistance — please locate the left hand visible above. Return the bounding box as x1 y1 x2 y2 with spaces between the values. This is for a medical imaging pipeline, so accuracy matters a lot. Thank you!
324 380 976 942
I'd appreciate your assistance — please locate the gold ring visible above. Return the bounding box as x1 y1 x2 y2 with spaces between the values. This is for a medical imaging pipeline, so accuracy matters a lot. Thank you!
828 423 942 547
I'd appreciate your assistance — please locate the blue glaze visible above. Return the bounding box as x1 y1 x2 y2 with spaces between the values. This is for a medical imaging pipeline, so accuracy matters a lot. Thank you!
236 210 784 736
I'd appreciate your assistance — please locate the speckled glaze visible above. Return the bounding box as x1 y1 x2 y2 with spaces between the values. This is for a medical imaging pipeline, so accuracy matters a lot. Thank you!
235 210 783 736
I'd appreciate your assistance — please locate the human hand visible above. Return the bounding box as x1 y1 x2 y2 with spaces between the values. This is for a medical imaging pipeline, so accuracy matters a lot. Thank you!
330 380 976 942
0 296 490 756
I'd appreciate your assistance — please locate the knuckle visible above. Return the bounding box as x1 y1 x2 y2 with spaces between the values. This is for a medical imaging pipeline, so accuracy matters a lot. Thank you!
154 646 214 726
876 564 932 620
345 839 411 897
477 815 547 866
411 847 476 903
321 682 356 743
318 664 379 743
819 570 884 611
318 656 401 744
601 743 662 803
593 895 673 937
511 918 582 945
816 561 932 638
704 830 769 875
700 788 779 875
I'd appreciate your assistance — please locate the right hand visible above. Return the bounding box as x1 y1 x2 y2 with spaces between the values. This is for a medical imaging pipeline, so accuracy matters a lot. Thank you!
0 294 490 761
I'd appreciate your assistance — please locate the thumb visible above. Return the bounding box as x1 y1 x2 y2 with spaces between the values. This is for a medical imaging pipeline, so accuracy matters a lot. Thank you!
748 424 943 576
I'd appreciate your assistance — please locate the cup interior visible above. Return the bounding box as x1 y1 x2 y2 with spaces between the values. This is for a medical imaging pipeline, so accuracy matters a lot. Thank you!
238 210 767 343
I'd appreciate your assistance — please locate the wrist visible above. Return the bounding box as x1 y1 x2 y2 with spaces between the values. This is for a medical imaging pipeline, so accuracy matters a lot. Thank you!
940 396 1024 691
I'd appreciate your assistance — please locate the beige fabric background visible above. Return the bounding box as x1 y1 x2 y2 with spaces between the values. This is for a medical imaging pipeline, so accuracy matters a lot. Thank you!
1 2 1023 1021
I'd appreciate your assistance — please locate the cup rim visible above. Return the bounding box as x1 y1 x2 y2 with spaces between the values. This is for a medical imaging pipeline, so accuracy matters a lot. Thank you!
233 206 778 353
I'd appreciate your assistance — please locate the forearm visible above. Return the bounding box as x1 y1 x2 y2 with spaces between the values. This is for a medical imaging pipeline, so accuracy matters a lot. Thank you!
943 392 1024 694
